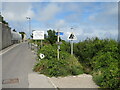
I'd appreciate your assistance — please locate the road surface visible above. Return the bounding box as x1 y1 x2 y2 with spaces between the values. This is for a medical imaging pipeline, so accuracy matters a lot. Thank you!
2 42 36 88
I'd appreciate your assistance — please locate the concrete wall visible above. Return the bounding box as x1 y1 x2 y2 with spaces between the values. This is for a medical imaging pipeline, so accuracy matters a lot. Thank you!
0 22 2 50
0 23 12 50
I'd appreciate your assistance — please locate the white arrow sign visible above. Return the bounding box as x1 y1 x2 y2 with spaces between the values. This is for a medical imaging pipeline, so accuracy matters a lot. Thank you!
39 53 45 59
67 33 77 40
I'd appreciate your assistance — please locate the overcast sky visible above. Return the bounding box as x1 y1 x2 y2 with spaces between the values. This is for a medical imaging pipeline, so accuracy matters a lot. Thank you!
1 0 118 42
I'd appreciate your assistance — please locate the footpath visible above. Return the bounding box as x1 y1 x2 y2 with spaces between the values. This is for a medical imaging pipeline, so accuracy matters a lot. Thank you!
28 73 99 89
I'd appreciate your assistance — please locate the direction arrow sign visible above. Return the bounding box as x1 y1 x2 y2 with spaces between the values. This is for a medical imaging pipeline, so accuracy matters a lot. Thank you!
39 53 45 59
33 31 44 40
55 32 64 36
67 33 77 40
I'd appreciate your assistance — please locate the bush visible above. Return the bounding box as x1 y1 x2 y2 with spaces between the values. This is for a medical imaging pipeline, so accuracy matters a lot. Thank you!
74 37 105 66
37 44 57 60
74 37 119 88
60 41 70 53
34 44 83 77
74 37 107 74
92 51 119 88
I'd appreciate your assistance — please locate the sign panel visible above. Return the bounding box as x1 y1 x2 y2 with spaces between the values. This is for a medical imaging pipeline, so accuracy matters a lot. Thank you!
33 31 44 40
56 42 62 45
67 33 77 40
55 32 64 35
39 53 45 59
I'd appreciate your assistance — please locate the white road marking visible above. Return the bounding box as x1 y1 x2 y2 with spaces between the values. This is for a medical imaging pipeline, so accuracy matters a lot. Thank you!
0 44 19 55
47 77 58 89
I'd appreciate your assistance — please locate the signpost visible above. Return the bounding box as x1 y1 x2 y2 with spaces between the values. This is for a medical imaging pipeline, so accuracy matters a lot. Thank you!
68 32 77 55
56 31 63 60
33 30 44 49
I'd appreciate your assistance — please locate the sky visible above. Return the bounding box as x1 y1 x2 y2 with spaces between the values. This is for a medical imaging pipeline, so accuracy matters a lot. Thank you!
0 0 118 42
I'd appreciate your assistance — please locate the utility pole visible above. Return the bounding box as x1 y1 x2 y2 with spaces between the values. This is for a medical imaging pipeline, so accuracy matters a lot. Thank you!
26 17 31 49
26 17 31 38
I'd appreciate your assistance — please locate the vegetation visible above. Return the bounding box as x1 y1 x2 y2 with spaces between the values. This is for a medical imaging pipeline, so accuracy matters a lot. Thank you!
19 32 26 40
0 15 9 25
32 29 119 88
46 30 57 44
46 30 62 44
33 44 83 77
74 37 119 89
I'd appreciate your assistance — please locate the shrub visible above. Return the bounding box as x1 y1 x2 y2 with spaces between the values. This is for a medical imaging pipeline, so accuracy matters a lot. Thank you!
60 41 70 53
92 51 119 88
74 37 105 66
34 44 83 77
74 37 119 88
37 44 57 60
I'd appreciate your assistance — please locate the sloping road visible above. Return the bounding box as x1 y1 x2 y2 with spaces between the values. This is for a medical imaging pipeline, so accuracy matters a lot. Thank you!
2 42 36 88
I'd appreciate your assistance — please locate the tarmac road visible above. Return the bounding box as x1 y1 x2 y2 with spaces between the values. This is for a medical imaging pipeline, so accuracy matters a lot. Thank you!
2 42 36 88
